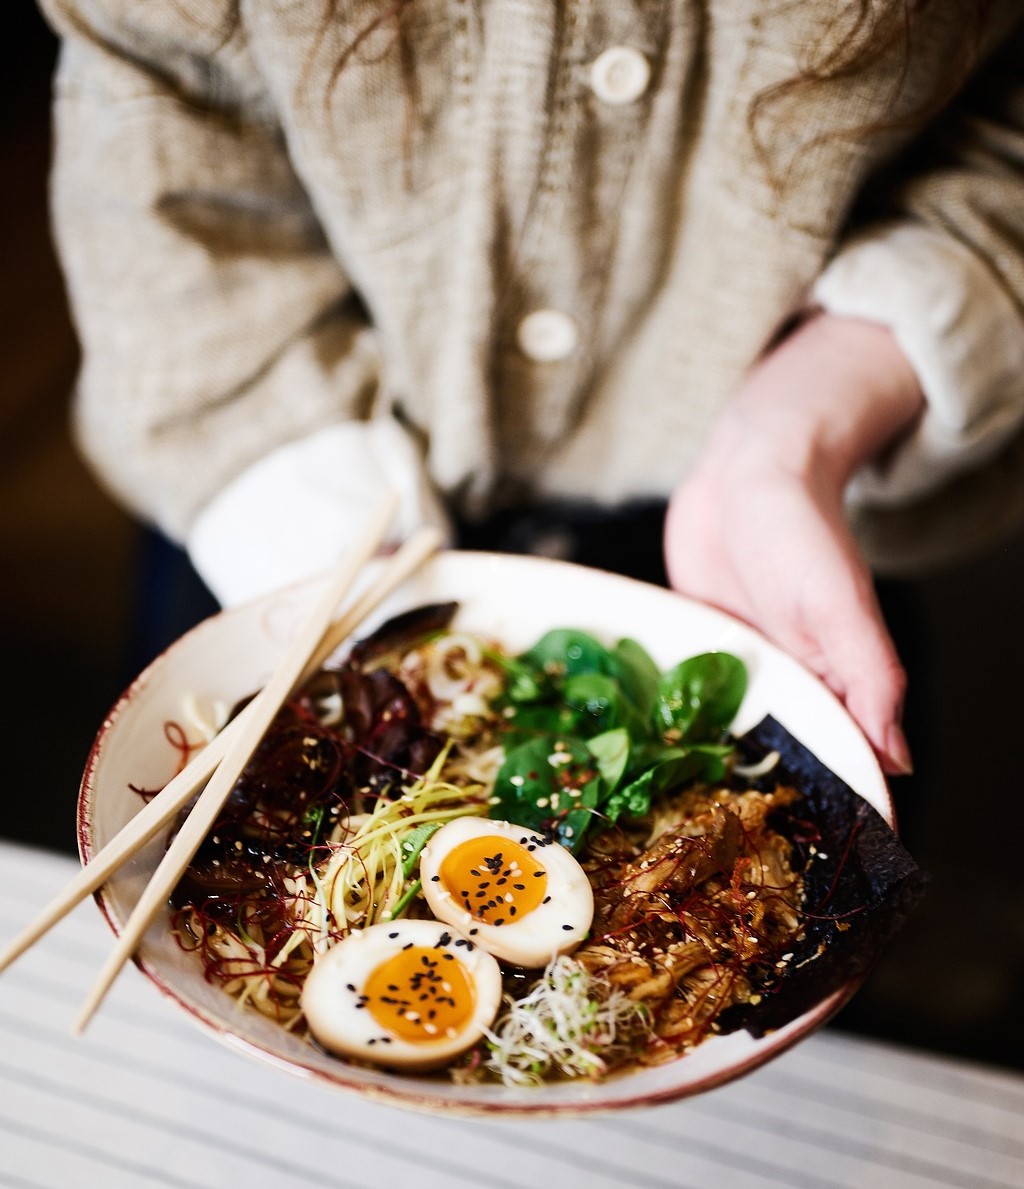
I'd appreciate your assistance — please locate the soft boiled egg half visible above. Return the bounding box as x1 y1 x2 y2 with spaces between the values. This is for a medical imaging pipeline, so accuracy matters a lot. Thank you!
420 817 594 968
301 918 502 1071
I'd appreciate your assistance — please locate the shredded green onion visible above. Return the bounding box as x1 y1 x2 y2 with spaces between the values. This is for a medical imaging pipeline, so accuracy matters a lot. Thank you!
290 745 488 952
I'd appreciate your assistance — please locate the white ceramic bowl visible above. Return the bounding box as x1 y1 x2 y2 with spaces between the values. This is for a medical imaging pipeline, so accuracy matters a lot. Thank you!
79 551 891 1116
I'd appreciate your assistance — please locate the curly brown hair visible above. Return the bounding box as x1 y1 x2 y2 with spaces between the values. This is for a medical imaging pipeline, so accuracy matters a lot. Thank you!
314 1 995 185
750 0 993 145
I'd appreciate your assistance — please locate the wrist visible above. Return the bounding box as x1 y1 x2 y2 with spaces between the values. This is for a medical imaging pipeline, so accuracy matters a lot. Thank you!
711 312 925 495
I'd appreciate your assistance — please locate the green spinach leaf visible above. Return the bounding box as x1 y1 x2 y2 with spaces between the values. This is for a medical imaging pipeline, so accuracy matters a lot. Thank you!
488 628 748 854
604 744 731 822
586 727 631 792
611 637 661 727
655 652 748 743
491 734 602 852
520 629 617 678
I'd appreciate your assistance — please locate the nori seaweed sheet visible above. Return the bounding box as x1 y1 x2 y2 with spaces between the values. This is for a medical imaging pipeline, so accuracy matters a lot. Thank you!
718 715 928 1039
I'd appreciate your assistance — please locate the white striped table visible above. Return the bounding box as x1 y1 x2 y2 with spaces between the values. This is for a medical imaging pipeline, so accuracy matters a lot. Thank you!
1 839 1021 1189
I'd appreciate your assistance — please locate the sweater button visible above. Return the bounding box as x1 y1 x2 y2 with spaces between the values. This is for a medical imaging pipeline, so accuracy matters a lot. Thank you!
589 46 651 106
516 309 579 362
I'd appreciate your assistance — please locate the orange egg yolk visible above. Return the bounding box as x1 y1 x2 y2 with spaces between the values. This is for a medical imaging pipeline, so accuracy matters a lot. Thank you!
364 946 476 1043
439 836 548 926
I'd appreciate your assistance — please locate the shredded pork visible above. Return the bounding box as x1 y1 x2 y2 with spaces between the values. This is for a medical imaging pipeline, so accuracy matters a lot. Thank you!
576 782 805 1063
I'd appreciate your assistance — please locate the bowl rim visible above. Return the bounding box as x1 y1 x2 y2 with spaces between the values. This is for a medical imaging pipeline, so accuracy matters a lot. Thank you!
77 549 891 1116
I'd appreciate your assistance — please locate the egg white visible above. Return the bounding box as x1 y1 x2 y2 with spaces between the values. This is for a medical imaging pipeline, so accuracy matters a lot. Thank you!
300 918 502 1072
420 817 595 969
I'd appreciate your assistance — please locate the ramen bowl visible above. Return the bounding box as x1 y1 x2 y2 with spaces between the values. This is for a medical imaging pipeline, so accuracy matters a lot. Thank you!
78 550 892 1116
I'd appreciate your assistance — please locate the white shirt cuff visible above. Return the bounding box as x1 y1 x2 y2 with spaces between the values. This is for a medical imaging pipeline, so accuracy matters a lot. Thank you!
813 222 1024 508
187 420 453 607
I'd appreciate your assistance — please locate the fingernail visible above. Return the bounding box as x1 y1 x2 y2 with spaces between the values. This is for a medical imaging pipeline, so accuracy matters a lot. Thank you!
883 724 914 776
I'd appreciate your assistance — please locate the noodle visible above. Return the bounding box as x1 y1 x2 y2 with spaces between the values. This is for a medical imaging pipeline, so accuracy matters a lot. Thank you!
165 606 811 1080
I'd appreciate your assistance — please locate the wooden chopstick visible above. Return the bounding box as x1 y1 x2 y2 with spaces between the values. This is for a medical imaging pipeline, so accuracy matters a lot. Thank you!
0 519 443 986
67 500 390 1031
70 524 447 1034
72 510 445 1034
0 518 445 985
0 715 237 979
0 499 437 997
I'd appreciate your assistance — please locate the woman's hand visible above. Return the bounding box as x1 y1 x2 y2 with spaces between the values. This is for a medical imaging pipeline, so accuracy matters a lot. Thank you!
664 312 925 776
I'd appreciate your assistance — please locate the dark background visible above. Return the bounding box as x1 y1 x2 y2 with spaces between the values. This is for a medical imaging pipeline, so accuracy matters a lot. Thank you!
4 3 1023 1076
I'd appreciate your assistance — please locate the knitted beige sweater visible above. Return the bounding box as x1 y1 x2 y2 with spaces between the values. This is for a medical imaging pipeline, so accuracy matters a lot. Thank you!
38 1 1024 601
